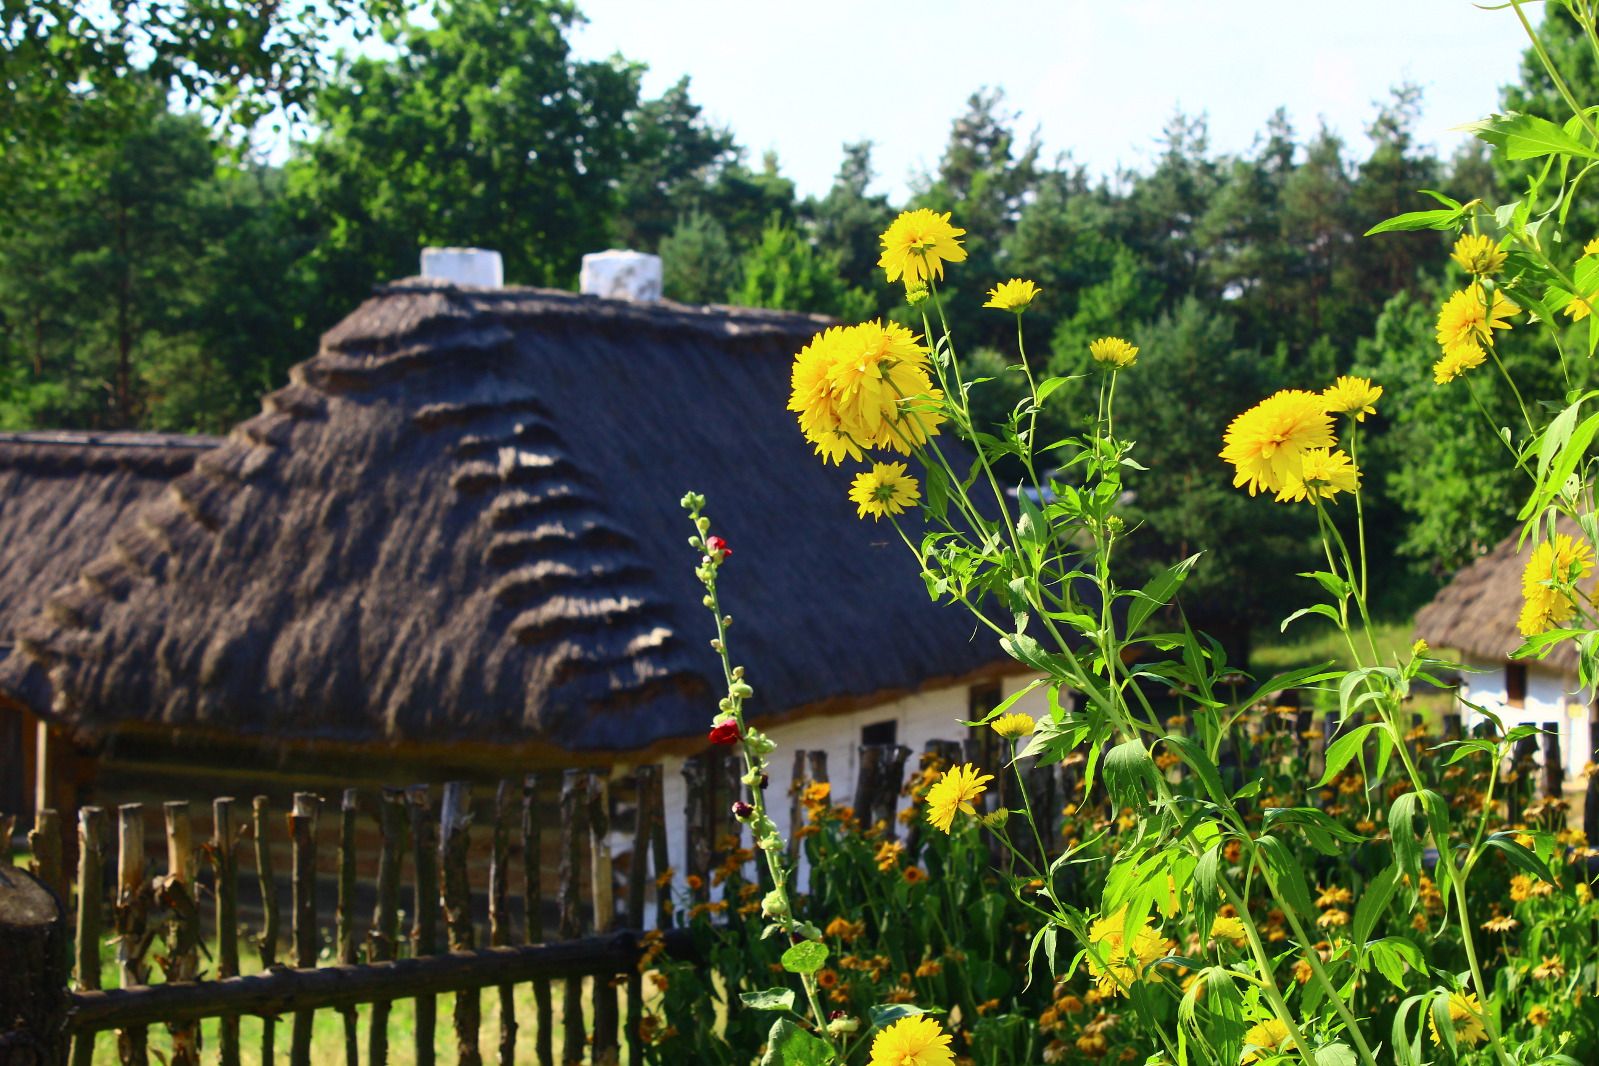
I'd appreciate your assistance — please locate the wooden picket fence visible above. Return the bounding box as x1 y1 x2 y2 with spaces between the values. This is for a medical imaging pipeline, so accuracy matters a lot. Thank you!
0 767 684 1066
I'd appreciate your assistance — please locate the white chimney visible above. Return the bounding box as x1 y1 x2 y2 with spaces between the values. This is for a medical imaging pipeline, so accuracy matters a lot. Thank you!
580 249 662 302
420 247 504 288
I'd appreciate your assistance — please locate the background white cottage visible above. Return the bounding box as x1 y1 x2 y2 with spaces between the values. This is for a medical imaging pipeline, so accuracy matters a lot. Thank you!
1415 522 1597 783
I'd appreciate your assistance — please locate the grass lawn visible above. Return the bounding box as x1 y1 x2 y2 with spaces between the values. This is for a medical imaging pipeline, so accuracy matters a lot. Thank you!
1250 616 1456 719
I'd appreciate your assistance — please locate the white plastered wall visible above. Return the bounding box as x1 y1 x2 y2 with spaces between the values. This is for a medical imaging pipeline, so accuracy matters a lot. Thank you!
1456 656 1593 780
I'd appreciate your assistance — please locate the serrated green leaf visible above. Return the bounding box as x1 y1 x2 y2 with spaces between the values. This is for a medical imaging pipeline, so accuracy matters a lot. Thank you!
759 1019 836 1066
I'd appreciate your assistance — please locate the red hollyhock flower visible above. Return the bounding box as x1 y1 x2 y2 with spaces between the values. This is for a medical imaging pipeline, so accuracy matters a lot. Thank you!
708 719 741 745
706 535 730 558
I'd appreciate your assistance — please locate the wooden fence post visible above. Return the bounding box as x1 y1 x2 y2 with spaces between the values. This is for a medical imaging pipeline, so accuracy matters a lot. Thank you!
1541 725 1564 799
288 793 319 1066
558 771 590 1066
626 767 658 1057
368 787 407 1066
0 814 15 865
115 804 150 1066
27 808 64 907
250 797 279 1065
490 780 518 1066
161 801 202 1066
681 757 710 900
522 774 554 1066
68 806 106 1066
408 785 440 1066
211 798 241 1066
0 865 71 1065
589 773 619 1065
336 789 360 1066
440 782 481 1066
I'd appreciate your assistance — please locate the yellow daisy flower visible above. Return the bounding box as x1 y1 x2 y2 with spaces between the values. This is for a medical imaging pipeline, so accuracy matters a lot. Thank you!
1435 287 1518 363
1432 344 1486 385
1517 532 1593 636
991 712 1036 739
984 278 1041 312
1088 336 1139 368
1273 448 1360 504
1086 907 1165 997
1209 915 1247 943
1451 233 1506 276
849 462 920 521
1427 991 1488 1047
1241 1018 1296 1064
1585 236 1599 257
788 321 946 464
1219 390 1336 496
925 763 994 833
1322 375 1382 420
878 209 968 287
867 1015 955 1066
1564 291 1595 322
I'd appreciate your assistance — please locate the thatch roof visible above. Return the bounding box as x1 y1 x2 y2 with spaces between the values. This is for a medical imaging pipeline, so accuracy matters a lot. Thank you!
0 432 217 658
0 282 1008 754
1413 520 1582 673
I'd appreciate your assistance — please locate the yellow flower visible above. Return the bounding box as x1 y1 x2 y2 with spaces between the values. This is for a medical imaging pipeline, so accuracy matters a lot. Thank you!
1451 233 1506 277
1220 390 1336 496
1529 1004 1552 1027
1089 336 1139 368
1241 1018 1295 1064
1209 915 1247 943
925 763 994 833
992 712 1036 739
1564 292 1594 322
1273 448 1359 504
984 278 1041 312
1322 375 1382 421
1086 907 1165 997
1316 908 1350 929
789 322 946 465
867 1014 955 1066
1585 236 1599 257
849 462 921 521
1435 286 1518 366
1518 533 1594 636
1433 343 1486 385
1428 991 1488 1047
878 209 968 287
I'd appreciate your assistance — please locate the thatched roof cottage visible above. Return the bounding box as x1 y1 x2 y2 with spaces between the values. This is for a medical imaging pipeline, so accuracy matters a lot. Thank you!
1414 524 1594 781
0 281 1037 847
0 432 219 813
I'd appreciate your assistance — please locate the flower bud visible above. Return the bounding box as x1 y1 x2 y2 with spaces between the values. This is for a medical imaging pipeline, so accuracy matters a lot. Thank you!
696 516 711 533
731 800 754 820
730 681 754 699
762 890 790 918
708 719 741 746
826 1015 860 1035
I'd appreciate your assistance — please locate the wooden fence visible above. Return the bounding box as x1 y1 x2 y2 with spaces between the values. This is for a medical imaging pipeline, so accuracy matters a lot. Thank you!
0 767 683 1066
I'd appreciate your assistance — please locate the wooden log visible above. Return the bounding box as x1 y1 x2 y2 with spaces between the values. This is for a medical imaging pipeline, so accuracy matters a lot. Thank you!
408 785 441 1066
0 813 15 865
250 797 280 1065
368 787 407 1066
786 751 808 866
853 745 883 829
68 807 106 1066
588 774 618 1065
876 745 911 841
522 774 553 1066
0 865 71 1065
211 798 242 1066
161 801 202 1066
489 780 517 1066
646 768 670 934
1442 711 1463 741
625 767 658 1058
114 804 150 1066
558 771 589 1066
440 782 482 1066
27 807 64 907
67 929 699 1035
336 789 360 1066
289 793 319 1066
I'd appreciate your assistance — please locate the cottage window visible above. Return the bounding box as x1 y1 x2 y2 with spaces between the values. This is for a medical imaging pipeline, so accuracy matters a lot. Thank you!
1505 663 1527 708
860 720 897 747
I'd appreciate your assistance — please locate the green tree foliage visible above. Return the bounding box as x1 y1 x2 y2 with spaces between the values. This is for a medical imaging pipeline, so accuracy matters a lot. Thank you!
733 216 873 320
660 210 737 305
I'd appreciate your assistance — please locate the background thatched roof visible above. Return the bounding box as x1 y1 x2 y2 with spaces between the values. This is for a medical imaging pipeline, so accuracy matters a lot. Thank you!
1413 520 1582 673
0 283 1008 753
0 432 217 659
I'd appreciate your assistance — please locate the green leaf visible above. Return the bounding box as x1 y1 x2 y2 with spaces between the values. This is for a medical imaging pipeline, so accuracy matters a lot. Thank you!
1364 208 1462 236
1483 833 1556 882
1315 1044 1358 1066
759 1019 836 1066
741 988 797 1012
1127 554 1200 637
1468 111 1599 161
866 1004 936 1029
1369 939 1413 991
780 941 829 975
1315 722 1382 788
1281 603 1341 632
1102 739 1159 810
1256 834 1316 923
1353 864 1400 948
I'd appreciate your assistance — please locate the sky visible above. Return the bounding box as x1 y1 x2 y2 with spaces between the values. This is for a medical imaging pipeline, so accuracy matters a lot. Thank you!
568 1 1535 202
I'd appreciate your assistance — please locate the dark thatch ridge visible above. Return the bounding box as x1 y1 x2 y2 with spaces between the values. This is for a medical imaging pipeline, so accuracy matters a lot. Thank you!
0 432 218 657
1413 519 1584 673
0 282 1007 753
